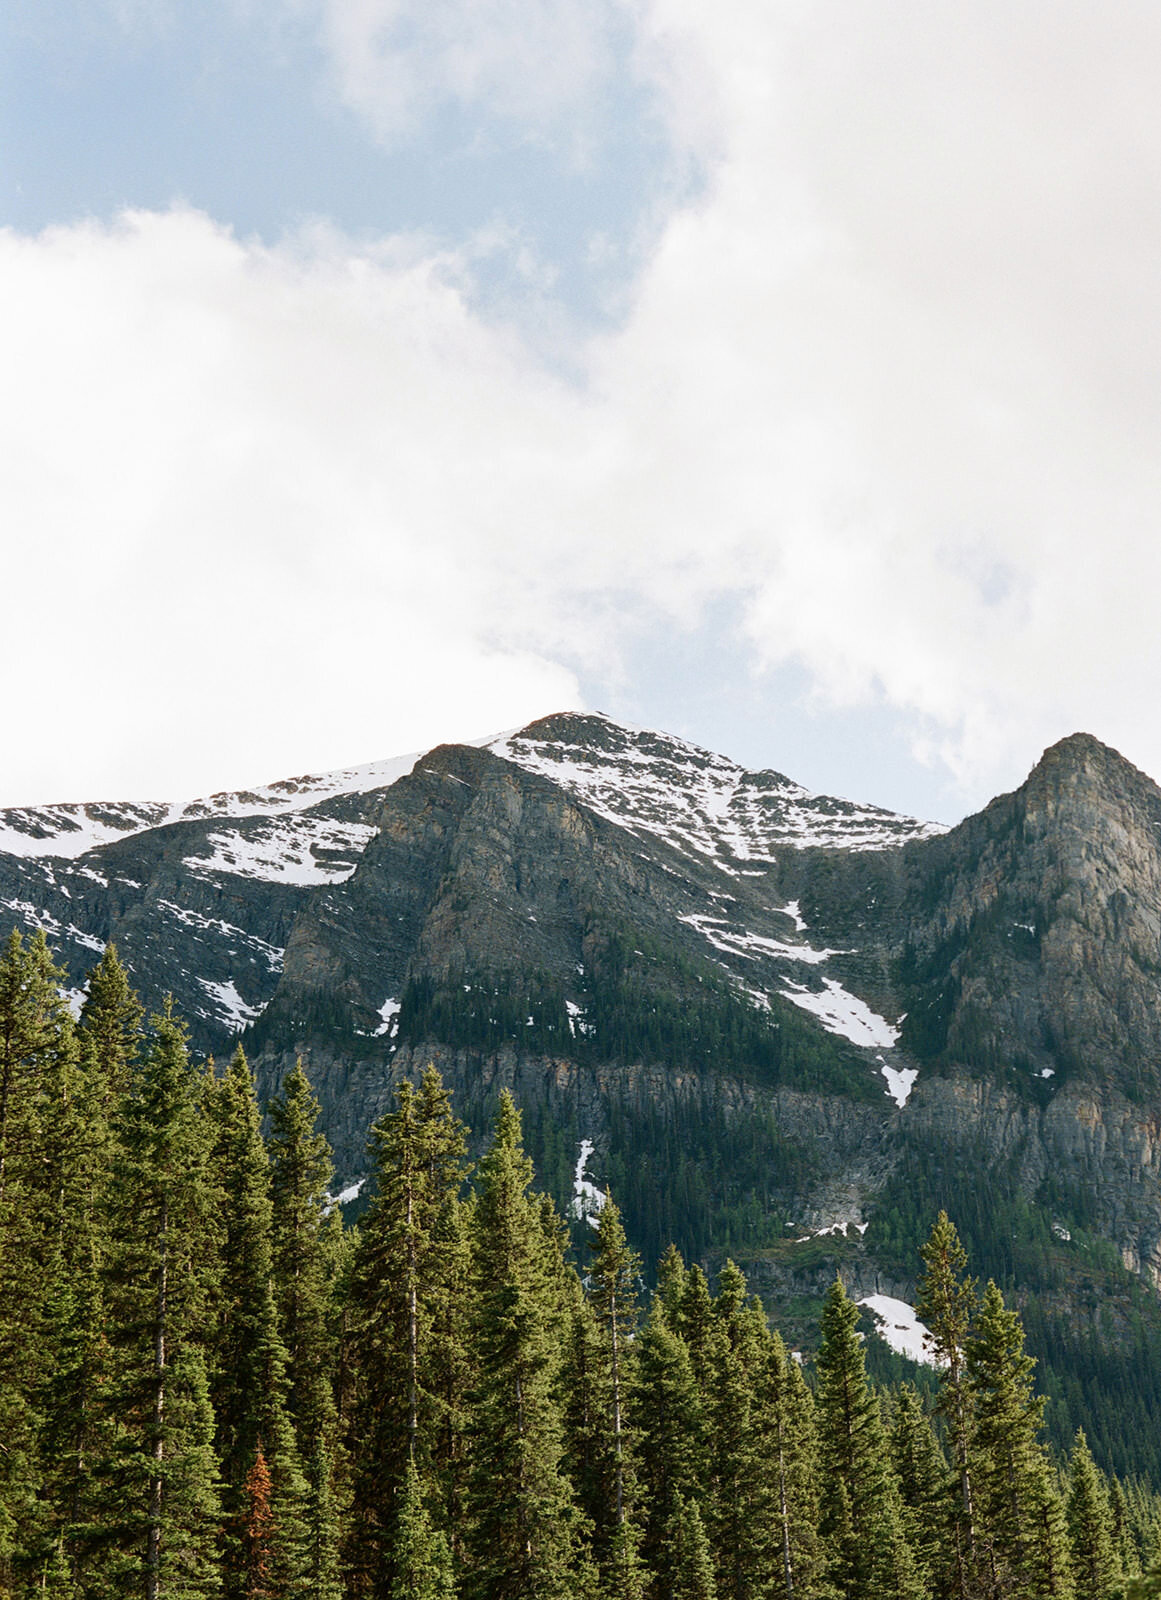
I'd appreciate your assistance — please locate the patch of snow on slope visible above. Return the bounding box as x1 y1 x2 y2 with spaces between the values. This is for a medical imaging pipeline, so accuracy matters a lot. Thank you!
565 999 591 1036
371 998 400 1037
62 987 88 1019
780 978 901 1051
877 1054 919 1108
184 818 378 885
680 914 836 964
859 1296 941 1367
0 802 171 858
1 899 106 953
571 1139 607 1227
778 900 808 931
157 902 284 969
196 978 265 1033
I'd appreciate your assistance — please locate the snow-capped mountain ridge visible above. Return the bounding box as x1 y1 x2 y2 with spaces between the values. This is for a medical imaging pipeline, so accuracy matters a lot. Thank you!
489 714 946 866
0 751 423 860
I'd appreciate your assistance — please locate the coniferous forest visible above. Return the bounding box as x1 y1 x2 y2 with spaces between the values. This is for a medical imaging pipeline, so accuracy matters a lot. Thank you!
5 927 1161 1599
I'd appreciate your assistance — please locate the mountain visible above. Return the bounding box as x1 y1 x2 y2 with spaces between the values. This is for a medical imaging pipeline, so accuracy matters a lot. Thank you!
7 712 1161 1475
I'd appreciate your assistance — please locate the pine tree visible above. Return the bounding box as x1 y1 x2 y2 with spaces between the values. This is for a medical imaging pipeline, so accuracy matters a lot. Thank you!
757 1330 820 1600
632 1295 705 1595
266 1060 343 1600
209 1046 309 1600
461 1091 579 1600
663 1494 716 1600
582 1196 644 1595
915 1211 979 1600
1066 1430 1120 1600
966 1280 1073 1599
814 1279 927 1600
0 929 82 1591
703 1262 772 1600
46 944 143 1544
77 943 143 1106
88 1002 224 1600
345 1067 471 1596
241 1448 275 1600
891 1385 953 1598
391 1460 456 1600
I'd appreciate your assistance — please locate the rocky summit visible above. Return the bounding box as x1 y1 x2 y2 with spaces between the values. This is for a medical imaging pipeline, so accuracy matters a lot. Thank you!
8 712 1161 1468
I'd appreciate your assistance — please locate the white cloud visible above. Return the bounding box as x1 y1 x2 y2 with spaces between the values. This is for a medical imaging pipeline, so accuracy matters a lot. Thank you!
8 4 1161 807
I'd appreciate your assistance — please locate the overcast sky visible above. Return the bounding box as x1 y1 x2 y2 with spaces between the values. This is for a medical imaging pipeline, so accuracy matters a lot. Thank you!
4 2 1161 823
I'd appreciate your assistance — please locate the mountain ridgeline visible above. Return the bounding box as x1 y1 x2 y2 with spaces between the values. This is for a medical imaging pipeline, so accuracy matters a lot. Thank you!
7 715 1161 1477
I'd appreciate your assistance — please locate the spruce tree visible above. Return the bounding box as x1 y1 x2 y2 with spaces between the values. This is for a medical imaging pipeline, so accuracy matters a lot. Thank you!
77 943 143 1106
391 1461 456 1600
966 1280 1073 1599
663 1495 716 1600
632 1295 705 1595
891 1385 953 1599
703 1263 772 1600
0 929 83 1591
583 1196 644 1596
461 1091 579 1600
88 1002 224 1600
757 1330 820 1600
1067 1430 1120 1599
266 1060 343 1600
345 1067 471 1596
915 1211 979 1600
209 1046 309 1600
814 1279 926 1600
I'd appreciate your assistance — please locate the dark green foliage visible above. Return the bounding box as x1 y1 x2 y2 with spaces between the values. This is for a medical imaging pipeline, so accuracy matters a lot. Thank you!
209 1047 309 1600
633 1298 705 1592
663 1495 716 1600
814 1279 926 1600
0 939 1158 1600
966 1281 1073 1598
91 1003 224 1599
266 1061 343 1600
390 1462 455 1600
890 1387 953 1597
461 1092 579 1599
344 1070 471 1598
1067 1430 1121 1599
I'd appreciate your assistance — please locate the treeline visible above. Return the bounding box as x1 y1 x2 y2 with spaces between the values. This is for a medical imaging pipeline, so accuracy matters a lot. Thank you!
3 930 1161 1599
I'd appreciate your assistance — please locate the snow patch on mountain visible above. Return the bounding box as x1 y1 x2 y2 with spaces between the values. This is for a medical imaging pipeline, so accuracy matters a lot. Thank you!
859 1296 941 1367
356 997 400 1038
157 901 284 970
877 1056 919 1107
680 913 837 965
571 1139 607 1227
780 977 901 1051
184 818 378 885
196 977 265 1033
1 898 105 954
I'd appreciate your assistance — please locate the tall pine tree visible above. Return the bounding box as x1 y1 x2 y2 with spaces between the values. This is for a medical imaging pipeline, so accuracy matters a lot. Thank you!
345 1067 471 1597
90 1002 223 1600
461 1092 579 1600
814 1279 926 1600
966 1280 1073 1600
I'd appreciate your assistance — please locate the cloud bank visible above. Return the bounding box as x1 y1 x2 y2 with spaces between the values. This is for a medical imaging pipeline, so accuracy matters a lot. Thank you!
5 2 1161 807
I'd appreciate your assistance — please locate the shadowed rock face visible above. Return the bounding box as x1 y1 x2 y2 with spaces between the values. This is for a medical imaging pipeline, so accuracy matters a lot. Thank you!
895 732 1161 1096
5 715 1161 1304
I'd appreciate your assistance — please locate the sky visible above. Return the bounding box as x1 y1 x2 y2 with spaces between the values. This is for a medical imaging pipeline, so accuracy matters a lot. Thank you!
4 3 1161 823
